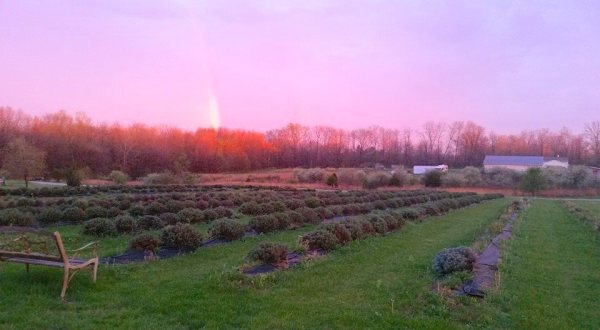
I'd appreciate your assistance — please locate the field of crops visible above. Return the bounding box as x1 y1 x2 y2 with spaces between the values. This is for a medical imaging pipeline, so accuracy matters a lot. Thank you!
0 186 500 257
1 186 599 328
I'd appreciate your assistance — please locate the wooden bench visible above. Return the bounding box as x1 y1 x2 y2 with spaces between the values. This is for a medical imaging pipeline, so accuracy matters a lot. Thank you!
0 226 99 300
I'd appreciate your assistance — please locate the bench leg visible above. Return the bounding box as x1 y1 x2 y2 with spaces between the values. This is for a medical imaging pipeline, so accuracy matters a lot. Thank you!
60 268 69 300
25 263 29 273
91 261 98 283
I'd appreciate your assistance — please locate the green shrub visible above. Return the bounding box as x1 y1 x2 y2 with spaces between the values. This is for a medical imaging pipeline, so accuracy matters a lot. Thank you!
520 167 547 194
128 205 144 217
196 200 209 210
249 214 281 233
284 199 304 210
399 208 420 220
63 206 86 222
299 229 339 251
342 204 360 215
115 215 136 234
161 224 203 250
271 201 287 212
248 242 288 264
320 223 352 244
355 218 376 236
420 202 441 216
343 220 366 240
388 211 407 227
338 169 367 186
129 233 162 252
202 209 219 221
143 172 180 185
362 171 392 189
304 196 323 208
177 208 205 223
462 166 483 186
368 215 388 234
106 206 122 217
286 210 304 225
82 218 117 237
441 172 465 187
423 170 443 187
390 169 410 187
294 168 325 183
16 198 33 207
484 167 523 188
0 209 34 226
312 207 333 220
65 168 83 187
326 173 338 187
159 212 178 225
36 207 63 224
165 200 185 213
138 215 165 230
209 219 246 241
109 170 130 185
329 205 344 216
239 201 262 215
432 246 476 275
381 214 400 231
272 212 291 229
85 206 107 219
297 207 320 224
145 202 167 215
213 206 233 219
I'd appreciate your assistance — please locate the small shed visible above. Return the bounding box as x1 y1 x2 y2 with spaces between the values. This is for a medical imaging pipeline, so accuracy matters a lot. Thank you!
413 164 448 175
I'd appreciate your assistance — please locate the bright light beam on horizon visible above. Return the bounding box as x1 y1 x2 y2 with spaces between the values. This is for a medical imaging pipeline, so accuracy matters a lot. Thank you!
207 90 220 130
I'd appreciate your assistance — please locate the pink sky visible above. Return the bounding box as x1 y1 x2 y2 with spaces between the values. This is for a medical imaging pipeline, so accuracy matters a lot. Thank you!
1 1 599 132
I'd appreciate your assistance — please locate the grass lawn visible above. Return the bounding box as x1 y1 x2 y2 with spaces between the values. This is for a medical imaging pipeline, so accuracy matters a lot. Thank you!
573 199 600 220
481 199 600 329
2 198 599 329
0 180 65 189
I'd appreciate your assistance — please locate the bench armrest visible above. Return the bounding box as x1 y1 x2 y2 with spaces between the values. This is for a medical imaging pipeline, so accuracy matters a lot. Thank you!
67 241 98 259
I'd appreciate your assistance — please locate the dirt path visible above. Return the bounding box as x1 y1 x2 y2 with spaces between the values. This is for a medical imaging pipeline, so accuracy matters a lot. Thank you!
461 210 519 296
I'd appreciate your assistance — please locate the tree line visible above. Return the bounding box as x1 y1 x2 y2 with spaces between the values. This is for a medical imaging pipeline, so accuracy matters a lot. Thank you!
1 107 600 180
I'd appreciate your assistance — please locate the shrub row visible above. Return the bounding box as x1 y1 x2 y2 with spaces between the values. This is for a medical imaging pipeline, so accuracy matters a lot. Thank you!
298 211 408 251
296 193 504 252
247 193 498 235
127 224 204 252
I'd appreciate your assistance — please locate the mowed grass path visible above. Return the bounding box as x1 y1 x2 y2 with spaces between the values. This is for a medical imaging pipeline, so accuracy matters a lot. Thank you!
485 199 600 329
0 199 507 329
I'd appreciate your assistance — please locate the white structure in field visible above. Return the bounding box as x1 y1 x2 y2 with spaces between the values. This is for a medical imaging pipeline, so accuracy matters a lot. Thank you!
483 155 569 172
413 164 448 175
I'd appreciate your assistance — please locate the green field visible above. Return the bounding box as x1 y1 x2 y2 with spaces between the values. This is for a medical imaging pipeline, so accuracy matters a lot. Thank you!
0 180 66 190
1 198 600 329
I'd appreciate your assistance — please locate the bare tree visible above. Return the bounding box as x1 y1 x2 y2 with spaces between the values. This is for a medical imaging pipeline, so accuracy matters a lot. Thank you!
420 121 445 164
2 137 46 188
536 128 550 156
585 121 600 165
401 128 413 166
459 121 487 165
445 121 464 163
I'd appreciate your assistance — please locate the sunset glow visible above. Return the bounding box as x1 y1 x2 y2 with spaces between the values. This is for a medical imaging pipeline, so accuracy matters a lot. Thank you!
1 2 600 132
207 90 221 130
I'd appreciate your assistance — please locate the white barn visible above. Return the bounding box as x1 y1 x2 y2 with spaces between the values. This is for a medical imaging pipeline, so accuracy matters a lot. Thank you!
483 156 569 172
413 164 448 175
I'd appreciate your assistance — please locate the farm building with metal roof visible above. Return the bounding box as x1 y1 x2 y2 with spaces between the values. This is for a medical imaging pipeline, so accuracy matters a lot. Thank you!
483 155 569 172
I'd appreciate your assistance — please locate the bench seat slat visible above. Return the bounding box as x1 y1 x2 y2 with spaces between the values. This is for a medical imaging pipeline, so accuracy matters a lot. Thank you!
2 257 89 267
0 251 62 262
